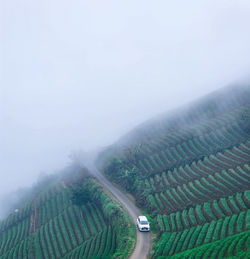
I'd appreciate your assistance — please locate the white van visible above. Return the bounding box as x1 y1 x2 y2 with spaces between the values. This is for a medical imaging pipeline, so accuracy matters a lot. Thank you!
136 215 150 232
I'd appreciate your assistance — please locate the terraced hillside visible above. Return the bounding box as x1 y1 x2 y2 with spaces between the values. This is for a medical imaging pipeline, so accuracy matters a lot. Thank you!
98 86 250 258
0 171 135 259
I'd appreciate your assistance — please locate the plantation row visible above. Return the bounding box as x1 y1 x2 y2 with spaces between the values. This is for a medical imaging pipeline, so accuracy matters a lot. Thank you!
129 88 249 148
35 221 115 259
42 204 104 256
36 183 69 208
154 209 250 257
0 177 135 259
161 230 250 259
0 236 30 259
0 205 117 259
0 184 109 259
145 140 250 190
148 162 250 214
136 122 249 177
0 202 32 233
37 187 72 227
62 227 116 259
34 185 109 259
140 104 249 156
0 216 30 256
156 190 250 232
0 183 66 234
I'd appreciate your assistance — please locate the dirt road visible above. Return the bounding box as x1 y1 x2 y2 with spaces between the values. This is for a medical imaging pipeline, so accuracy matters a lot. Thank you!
88 165 151 259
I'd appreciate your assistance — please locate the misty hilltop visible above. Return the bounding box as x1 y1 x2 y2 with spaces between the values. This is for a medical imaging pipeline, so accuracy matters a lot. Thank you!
2 1 250 208
97 85 250 166
1 1 250 258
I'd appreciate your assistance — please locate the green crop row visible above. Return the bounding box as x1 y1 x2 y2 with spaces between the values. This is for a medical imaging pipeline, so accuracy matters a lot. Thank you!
1 236 30 259
156 191 249 233
147 141 248 194
154 210 249 257
62 226 116 259
137 117 248 177
149 162 249 214
160 230 250 259
0 203 32 232
38 189 71 227
31 181 129 258
0 216 30 256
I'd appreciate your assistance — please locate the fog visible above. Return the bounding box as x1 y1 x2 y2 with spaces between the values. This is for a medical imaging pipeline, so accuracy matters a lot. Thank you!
1 0 250 218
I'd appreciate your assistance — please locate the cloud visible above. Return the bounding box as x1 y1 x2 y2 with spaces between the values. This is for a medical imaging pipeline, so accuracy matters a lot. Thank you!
1 0 250 218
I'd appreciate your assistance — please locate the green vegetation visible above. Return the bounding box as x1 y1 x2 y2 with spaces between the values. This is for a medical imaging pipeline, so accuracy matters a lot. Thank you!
70 184 92 206
97 87 250 258
1 86 249 258
161 230 250 259
0 174 135 259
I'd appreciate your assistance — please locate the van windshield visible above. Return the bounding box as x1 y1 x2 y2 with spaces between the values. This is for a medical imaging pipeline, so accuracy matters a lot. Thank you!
140 221 148 225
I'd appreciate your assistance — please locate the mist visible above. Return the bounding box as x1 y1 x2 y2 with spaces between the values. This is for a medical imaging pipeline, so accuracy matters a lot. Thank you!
1 0 250 218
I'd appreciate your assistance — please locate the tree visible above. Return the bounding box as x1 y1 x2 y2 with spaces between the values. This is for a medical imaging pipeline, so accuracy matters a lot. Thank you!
70 184 91 206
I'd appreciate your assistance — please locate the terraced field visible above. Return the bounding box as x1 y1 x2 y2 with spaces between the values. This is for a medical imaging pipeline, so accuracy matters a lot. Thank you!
99 86 250 258
1 86 249 259
0 177 134 259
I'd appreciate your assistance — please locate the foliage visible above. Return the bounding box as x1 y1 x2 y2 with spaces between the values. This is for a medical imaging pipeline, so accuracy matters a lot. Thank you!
97 88 250 259
70 183 92 206
104 158 139 192
0 177 135 259
84 179 136 258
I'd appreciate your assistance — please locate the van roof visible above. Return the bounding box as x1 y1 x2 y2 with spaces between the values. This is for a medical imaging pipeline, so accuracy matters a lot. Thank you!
138 215 148 221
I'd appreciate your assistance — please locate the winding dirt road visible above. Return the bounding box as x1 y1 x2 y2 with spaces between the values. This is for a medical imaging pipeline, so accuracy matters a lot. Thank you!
87 165 151 259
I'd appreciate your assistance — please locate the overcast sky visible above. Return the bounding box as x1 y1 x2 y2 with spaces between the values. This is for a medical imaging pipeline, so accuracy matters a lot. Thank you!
1 0 250 215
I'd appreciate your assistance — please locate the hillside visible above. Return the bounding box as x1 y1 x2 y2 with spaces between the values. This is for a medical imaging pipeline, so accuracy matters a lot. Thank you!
97 85 250 258
0 85 249 259
0 168 135 259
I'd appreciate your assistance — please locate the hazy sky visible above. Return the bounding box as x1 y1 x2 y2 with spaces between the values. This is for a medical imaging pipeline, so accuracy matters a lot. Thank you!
1 0 250 214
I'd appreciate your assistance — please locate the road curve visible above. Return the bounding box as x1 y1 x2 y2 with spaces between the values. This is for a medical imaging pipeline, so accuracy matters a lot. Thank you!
87 165 151 259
